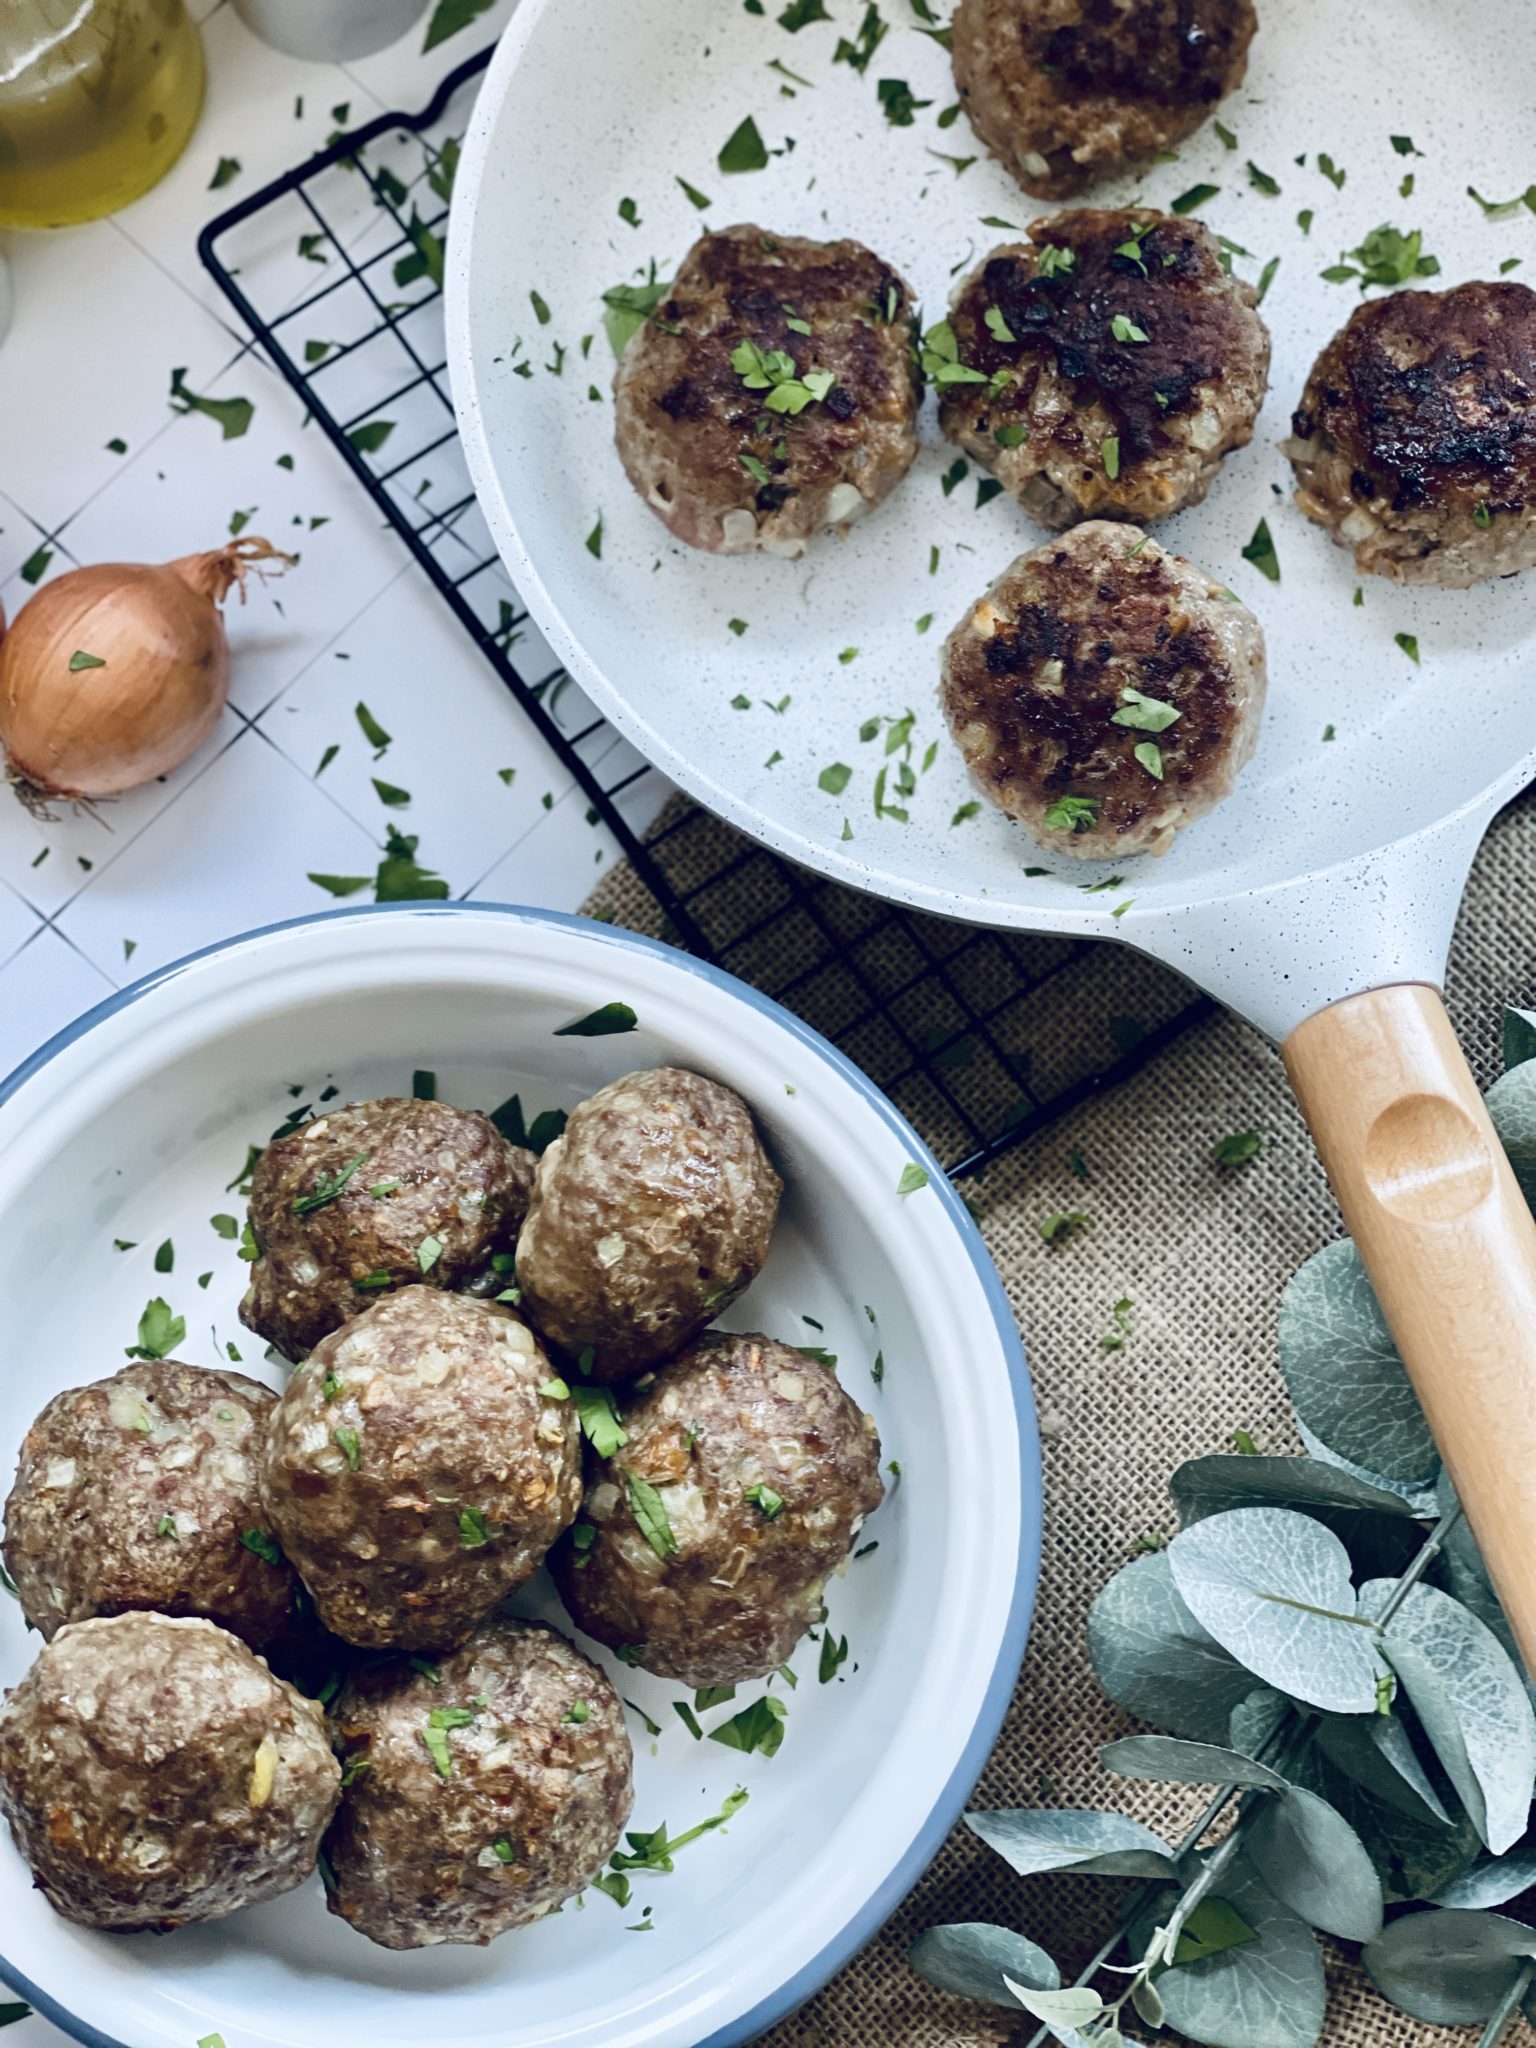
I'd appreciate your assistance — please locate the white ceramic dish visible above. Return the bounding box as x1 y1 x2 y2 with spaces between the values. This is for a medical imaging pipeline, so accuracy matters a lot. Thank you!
0 903 1038 2048
448 0 1535 1000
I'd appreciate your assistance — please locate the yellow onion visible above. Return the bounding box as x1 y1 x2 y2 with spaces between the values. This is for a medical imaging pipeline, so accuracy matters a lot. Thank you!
0 539 291 803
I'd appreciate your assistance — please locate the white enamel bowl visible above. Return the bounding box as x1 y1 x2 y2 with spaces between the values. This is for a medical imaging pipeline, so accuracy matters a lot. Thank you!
0 902 1038 2048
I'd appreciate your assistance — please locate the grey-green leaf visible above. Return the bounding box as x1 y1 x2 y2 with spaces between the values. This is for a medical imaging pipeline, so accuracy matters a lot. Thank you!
1486 1058 1536 1209
1135 1856 1326 2048
1168 1507 1388 1714
1434 1470 1525 1682
966 1807 1177 1880
1288 1734 1480 1904
1170 1454 1418 1528
1362 1577 1536 1854
1087 1551 1260 1744
1277 1242 1435 1483
908 1922 1060 2008
1435 1839 1536 1909
1364 1908 1536 2026
1504 1006 1536 1072
1100 1735 1287 1790
1314 1712 1452 1826
1245 1781 1384 1941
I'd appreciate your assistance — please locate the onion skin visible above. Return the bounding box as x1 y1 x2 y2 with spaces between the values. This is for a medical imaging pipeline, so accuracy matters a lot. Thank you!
0 540 290 801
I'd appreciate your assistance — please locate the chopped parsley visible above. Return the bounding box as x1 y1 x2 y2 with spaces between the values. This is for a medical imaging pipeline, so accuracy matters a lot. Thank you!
1322 223 1439 292
1212 1129 1268 1167
710 1695 787 1757
897 1162 929 1197
818 762 852 795
983 304 1016 344
731 338 835 414
1241 517 1280 582
1466 183 1536 221
573 1383 628 1457
1101 435 1120 481
1039 1211 1091 1243
1044 794 1100 833
334 1425 362 1471
877 78 931 126
293 1150 370 1216
1134 742 1164 780
626 1472 680 1559
1112 686 1180 733
919 319 992 389
1034 243 1076 278
126 1297 185 1361
555 1001 638 1036
1317 152 1346 189
818 1631 849 1682
1395 632 1420 664
745 1483 785 1519
420 1704 477 1779
719 116 770 173
834 3 887 73
1246 162 1281 196
241 1529 284 1567
459 1507 492 1548
1170 184 1219 215
1109 314 1149 343
155 1515 178 1539
606 1787 749 1880
417 1233 444 1274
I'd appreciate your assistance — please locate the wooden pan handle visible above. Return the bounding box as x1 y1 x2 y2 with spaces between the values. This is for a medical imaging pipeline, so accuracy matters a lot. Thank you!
1284 984 1536 1673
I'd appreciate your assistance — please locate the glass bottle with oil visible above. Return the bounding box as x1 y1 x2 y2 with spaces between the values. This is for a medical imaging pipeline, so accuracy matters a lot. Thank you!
0 0 205 230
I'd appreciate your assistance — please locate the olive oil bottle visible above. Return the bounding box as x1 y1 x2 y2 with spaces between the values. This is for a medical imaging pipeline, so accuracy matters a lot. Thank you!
0 0 205 230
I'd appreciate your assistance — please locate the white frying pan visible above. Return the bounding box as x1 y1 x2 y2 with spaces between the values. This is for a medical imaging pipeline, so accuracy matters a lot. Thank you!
448 0 1536 1656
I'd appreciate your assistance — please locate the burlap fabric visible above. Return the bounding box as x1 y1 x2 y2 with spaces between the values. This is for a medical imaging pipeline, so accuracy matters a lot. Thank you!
582 784 1536 2048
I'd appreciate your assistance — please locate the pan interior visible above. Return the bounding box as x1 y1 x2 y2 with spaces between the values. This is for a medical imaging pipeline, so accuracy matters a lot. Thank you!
452 0 1534 933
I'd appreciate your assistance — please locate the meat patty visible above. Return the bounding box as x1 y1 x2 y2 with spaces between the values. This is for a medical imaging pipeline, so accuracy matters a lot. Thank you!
324 1617 633 1948
612 224 920 558
241 1095 535 1361
940 520 1266 859
260 1290 581 1651
938 212 1269 526
1 1360 298 1654
515 1068 782 1384
1285 281 1536 587
0 1612 338 1930
550 1331 883 1688
953 0 1258 199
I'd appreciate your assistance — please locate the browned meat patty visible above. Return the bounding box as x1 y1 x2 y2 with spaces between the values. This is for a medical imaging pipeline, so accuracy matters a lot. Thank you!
941 521 1266 860
613 224 920 558
324 1617 633 1948
240 1095 535 1362
515 1068 782 1384
953 0 1258 199
260 1290 580 1651
937 211 1269 526
550 1332 883 1688
1 1360 298 1655
1285 281 1536 587
0 1611 338 1931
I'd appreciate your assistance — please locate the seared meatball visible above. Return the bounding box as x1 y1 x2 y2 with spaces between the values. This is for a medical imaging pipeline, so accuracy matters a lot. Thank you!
551 1332 883 1687
613 224 920 558
953 0 1257 200
515 1068 781 1383
241 1096 535 1362
1286 281 1536 587
939 212 1269 526
941 521 1266 860
1 1360 297 1654
0 1612 338 1930
324 1617 632 1948
260 1290 580 1651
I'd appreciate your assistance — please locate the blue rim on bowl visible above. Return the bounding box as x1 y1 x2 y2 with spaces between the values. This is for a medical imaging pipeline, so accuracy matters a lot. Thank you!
0 901 1041 2048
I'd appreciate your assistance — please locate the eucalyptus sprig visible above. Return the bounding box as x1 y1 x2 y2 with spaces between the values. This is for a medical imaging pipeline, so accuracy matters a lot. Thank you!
912 1005 1536 2048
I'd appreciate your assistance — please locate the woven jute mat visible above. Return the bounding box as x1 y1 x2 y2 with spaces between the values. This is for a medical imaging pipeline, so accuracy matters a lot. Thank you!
583 784 1536 2048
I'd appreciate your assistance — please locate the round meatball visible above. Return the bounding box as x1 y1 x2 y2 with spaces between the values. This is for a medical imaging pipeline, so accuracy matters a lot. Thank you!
952 0 1257 200
1 1360 298 1654
240 1096 535 1362
551 1332 883 1687
260 1290 580 1650
324 1617 632 1948
515 1068 781 1384
1285 281 1536 588
939 212 1269 526
940 521 1266 860
613 223 920 558
0 1612 338 1930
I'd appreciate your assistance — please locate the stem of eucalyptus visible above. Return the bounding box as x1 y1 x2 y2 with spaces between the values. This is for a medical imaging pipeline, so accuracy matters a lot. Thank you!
1476 1959 1534 2048
1018 1503 1460 2048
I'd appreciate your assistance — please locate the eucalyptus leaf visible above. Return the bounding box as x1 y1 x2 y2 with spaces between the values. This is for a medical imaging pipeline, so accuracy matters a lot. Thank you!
1287 1734 1480 1904
1503 1006 1536 1071
1485 1058 1536 1208
1131 1975 1166 2029
1229 1689 1291 1759
1433 1471 1528 1691
1131 1856 1325 2048
1277 1243 1436 1483
1364 1908 1536 2025
1100 1735 1286 1790
1168 1508 1388 1714
1294 1420 1439 1515
1314 1712 1452 1826
966 1807 1176 1880
909 1922 1060 2007
1362 1577 1536 1854
1244 1780 1384 1941
1434 1838 1536 1909
1088 1551 1263 1744
1171 1455 1417 1527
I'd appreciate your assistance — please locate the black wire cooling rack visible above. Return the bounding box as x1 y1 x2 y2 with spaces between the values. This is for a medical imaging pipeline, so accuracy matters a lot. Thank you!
198 45 1212 1181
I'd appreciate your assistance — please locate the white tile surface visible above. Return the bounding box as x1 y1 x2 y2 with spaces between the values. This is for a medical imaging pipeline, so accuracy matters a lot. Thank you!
0 926 115 1082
